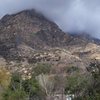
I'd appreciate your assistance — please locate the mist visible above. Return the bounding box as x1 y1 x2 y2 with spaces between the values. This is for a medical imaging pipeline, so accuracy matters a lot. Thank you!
0 0 100 38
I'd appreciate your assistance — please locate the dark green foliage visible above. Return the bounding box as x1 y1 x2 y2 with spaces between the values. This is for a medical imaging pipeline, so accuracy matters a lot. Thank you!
2 88 27 100
22 78 45 100
10 73 22 90
2 73 27 100
2 73 45 100
1 61 100 100
65 73 91 95
85 61 100 100
65 61 100 100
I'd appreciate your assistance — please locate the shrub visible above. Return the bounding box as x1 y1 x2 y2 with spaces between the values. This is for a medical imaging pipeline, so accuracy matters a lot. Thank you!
0 68 11 89
66 66 80 74
33 63 51 76
2 88 27 100
2 72 45 100
65 73 92 96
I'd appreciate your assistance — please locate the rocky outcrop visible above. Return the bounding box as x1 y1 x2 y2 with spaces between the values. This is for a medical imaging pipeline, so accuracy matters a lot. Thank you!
0 9 100 75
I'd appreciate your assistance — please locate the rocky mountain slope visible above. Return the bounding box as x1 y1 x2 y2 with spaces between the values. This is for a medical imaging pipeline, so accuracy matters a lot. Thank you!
0 9 100 74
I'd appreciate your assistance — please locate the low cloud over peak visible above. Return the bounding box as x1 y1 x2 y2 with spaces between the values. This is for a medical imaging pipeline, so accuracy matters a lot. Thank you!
0 0 100 38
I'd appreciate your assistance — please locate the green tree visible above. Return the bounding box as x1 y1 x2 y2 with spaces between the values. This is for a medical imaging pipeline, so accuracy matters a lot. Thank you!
2 88 27 100
2 73 27 100
22 78 45 100
2 72 46 100
65 73 92 98
85 60 100 100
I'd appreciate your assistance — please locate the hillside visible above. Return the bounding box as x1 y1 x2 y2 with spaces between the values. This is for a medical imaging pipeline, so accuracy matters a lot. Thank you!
0 9 100 73
0 9 100 100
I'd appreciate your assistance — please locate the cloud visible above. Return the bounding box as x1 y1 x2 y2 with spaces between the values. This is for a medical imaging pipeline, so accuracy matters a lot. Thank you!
0 0 100 38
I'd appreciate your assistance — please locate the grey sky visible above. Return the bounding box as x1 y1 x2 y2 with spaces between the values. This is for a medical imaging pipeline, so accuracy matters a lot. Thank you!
0 0 100 38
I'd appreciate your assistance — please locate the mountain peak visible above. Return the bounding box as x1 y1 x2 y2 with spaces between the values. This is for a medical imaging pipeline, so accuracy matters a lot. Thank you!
0 9 70 58
0 9 100 61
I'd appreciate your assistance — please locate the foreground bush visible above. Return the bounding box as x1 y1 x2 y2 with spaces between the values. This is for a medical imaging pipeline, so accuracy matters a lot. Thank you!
0 68 11 89
2 73 45 100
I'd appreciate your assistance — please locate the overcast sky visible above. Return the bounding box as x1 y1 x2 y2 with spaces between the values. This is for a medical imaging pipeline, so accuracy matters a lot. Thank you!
0 0 100 38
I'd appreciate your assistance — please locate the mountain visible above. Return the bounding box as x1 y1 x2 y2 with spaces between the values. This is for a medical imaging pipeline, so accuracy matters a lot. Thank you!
0 10 71 59
0 9 100 74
